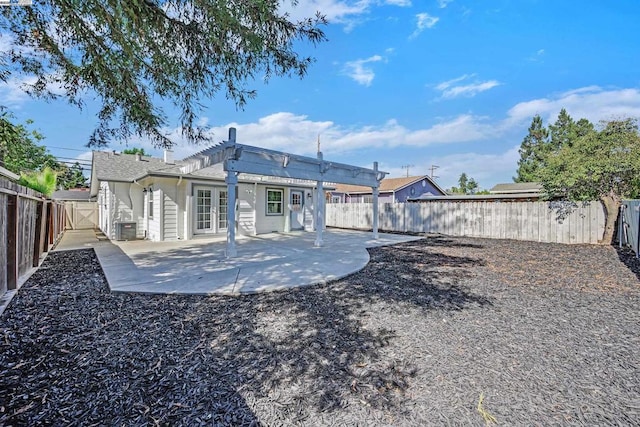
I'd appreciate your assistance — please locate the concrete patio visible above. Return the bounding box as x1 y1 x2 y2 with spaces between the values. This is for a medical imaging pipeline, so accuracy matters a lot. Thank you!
54 229 421 295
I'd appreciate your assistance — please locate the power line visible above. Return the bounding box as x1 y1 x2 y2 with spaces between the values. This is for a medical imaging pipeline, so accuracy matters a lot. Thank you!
53 156 92 164
46 146 90 152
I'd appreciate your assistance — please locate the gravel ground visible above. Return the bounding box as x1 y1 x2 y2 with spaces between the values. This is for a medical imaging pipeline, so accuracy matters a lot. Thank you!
1 236 639 426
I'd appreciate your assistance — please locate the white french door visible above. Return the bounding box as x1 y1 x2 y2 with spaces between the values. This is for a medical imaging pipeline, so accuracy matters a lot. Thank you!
194 186 228 234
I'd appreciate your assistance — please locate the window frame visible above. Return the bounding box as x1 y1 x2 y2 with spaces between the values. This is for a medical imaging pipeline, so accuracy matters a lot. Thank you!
148 187 154 219
266 188 284 216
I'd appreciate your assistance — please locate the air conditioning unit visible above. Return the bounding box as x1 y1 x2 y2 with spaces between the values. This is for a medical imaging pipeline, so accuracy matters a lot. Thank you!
115 222 137 241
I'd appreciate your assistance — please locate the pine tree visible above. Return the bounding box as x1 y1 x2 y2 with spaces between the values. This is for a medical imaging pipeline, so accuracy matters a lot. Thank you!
514 114 549 182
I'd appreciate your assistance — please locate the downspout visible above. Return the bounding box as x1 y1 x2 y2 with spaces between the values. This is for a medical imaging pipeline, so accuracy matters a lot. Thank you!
253 182 258 235
176 175 183 239
132 179 145 239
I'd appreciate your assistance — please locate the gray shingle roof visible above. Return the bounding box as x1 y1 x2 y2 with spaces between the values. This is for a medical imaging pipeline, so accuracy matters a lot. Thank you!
52 189 92 201
91 151 185 182
91 151 321 188
490 182 542 194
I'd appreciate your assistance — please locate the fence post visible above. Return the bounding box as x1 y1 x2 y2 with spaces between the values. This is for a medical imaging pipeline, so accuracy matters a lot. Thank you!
618 205 624 249
6 194 19 290
32 200 44 267
636 204 640 259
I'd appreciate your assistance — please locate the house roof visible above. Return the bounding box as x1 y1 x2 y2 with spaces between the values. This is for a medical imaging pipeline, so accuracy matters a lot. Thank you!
91 151 185 182
490 182 542 194
90 150 331 197
52 189 92 201
333 175 446 195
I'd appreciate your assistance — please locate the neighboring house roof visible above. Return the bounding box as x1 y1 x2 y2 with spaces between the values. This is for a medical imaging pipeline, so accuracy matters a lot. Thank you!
490 182 542 194
333 175 446 195
52 189 93 201
0 165 20 181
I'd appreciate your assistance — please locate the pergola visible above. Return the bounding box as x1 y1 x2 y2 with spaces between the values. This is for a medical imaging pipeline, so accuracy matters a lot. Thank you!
182 128 387 257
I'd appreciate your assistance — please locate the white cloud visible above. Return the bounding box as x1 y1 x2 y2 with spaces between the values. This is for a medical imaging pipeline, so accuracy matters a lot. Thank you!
0 76 36 106
155 112 497 162
342 55 384 86
505 86 640 127
385 0 412 6
437 0 454 8
280 0 409 30
124 86 640 188
410 13 439 39
435 74 501 99
527 48 545 62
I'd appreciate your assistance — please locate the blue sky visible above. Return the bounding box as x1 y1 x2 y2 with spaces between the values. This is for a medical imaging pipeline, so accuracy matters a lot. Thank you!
2 0 640 190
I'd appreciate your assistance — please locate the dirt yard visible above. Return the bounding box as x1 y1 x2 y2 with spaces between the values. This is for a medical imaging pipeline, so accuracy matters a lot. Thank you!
1 236 639 426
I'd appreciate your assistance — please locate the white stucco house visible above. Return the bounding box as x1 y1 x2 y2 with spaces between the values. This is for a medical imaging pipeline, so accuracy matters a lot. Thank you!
90 149 327 242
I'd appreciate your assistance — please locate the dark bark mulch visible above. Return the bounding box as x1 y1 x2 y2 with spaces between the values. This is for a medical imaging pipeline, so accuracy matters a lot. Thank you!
1 236 639 426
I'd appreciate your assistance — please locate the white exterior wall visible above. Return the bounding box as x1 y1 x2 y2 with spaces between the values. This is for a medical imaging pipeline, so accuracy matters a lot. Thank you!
253 185 316 234
98 181 145 240
255 185 285 234
99 177 319 241
237 183 256 236
145 177 186 241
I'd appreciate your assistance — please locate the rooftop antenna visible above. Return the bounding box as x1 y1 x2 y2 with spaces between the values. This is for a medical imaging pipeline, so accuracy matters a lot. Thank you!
429 164 440 180
401 164 414 177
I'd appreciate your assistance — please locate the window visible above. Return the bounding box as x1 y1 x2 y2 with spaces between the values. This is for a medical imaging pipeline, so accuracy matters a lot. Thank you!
148 187 154 219
218 190 228 230
331 195 341 204
363 195 373 203
266 188 283 215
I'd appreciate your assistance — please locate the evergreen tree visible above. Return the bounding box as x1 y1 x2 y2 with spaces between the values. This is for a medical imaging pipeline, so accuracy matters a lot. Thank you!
514 114 549 182
449 173 481 195
1 1 327 148
57 162 87 189
549 108 576 150
122 148 146 156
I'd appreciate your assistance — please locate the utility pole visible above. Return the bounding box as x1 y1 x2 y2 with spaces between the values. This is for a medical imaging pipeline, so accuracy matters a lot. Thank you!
429 164 440 180
401 164 414 177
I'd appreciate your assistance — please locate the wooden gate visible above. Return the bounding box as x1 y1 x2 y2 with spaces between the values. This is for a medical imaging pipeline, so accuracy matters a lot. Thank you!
65 201 98 230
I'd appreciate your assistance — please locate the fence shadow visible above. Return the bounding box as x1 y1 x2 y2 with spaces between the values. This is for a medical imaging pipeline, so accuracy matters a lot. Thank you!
616 246 640 282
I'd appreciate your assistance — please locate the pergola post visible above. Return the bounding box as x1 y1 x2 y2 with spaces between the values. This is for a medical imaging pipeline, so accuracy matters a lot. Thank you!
372 162 380 239
315 152 324 247
225 171 238 258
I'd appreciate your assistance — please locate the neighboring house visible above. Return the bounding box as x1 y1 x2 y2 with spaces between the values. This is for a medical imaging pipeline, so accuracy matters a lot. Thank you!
90 150 327 241
330 175 446 203
408 182 544 203
489 182 543 198
52 188 93 202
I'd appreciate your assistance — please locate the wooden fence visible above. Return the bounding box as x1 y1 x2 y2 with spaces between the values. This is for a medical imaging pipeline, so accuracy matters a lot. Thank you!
326 201 606 244
1 178 65 297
